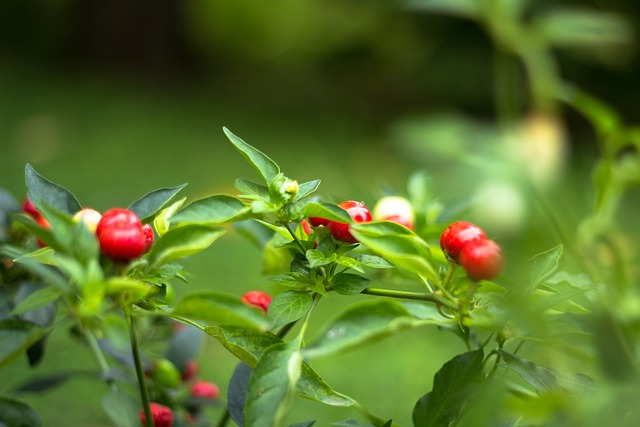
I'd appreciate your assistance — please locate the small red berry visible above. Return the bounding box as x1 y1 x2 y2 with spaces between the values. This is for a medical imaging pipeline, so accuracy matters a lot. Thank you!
23 197 42 220
440 221 487 262
142 223 155 253
97 209 146 262
139 402 174 427
241 290 272 313
190 380 220 400
459 239 503 281
328 201 372 243
181 360 199 381
308 216 330 227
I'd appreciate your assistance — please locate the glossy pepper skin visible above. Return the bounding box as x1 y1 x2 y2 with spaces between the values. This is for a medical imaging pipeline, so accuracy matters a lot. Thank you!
459 239 503 281
328 201 372 243
241 291 272 313
139 402 174 427
96 208 146 262
440 221 487 262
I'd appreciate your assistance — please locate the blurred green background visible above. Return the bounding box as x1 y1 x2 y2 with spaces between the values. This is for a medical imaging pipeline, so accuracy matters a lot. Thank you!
1 0 639 425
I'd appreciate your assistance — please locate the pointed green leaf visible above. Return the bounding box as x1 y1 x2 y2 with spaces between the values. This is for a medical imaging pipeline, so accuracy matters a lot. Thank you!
154 197 186 236
173 291 269 329
224 127 280 184
355 255 394 269
128 184 187 221
236 179 270 200
268 272 313 290
334 255 363 273
147 225 225 267
206 325 354 407
528 245 563 291
170 195 249 227
351 222 438 285
0 397 42 427
0 319 46 368
331 273 370 295
11 287 61 316
412 349 484 427
25 164 81 214
306 249 337 268
245 342 302 427
302 202 352 223
295 180 321 201
498 350 557 393
267 291 313 329
305 300 451 358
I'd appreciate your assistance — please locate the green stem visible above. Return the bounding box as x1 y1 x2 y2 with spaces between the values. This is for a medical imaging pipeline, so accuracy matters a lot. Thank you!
361 287 457 311
295 293 322 349
127 309 153 427
83 327 117 392
284 222 307 254
441 263 457 292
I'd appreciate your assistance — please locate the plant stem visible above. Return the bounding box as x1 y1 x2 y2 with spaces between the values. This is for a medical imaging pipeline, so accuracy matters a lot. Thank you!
127 309 153 427
361 287 457 311
284 222 307 254
83 327 117 392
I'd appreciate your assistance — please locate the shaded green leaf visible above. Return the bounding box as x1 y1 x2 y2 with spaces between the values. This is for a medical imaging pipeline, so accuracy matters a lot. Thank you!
25 164 81 215
302 202 352 223
528 245 563 291
267 291 313 329
11 287 61 316
229 362 252 427
102 390 139 427
403 0 481 18
13 371 93 393
268 272 313 290
166 326 205 372
355 255 394 269
295 180 321 201
148 225 225 267
128 183 187 221
245 342 302 427
499 350 557 393
331 273 370 295
236 179 270 200
412 349 484 427
0 397 42 427
224 127 280 184
0 319 46 368
173 291 269 329
306 249 337 268
351 222 438 285
170 195 249 227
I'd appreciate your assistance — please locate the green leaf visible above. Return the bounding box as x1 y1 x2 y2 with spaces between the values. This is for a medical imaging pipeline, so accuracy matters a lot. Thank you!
105 277 155 303
0 397 42 427
351 222 439 285
25 164 81 215
268 272 313 290
295 180 321 201
147 225 225 267
528 245 563 292
267 291 313 329
302 202 352 223
331 273 370 295
537 8 632 49
498 350 557 393
128 183 187 221
4 246 71 293
11 287 61 316
236 179 270 200
153 197 186 236
173 291 269 329
206 325 354 407
0 319 46 368
412 349 484 427
170 195 249 227
305 300 449 358
334 255 364 273
244 342 302 427
224 127 280 184
306 249 337 268
403 0 481 19
102 390 139 427
355 255 394 269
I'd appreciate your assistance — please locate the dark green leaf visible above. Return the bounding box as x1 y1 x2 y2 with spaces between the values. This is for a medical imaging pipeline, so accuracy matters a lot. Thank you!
331 420 373 427
170 195 249 226
498 350 557 393
11 286 60 316
128 183 187 221
166 326 205 372
13 371 93 393
331 273 370 295
206 325 354 407
412 349 484 427
229 362 252 427
355 255 394 269
25 164 81 215
289 421 316 427
403 0 480 19
0 319 46 368
173 291 269 329
0 397 42 427
147 225 225 267
224 127 280 184
5 245 71 293
267 291 313 329
244 342 302 427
